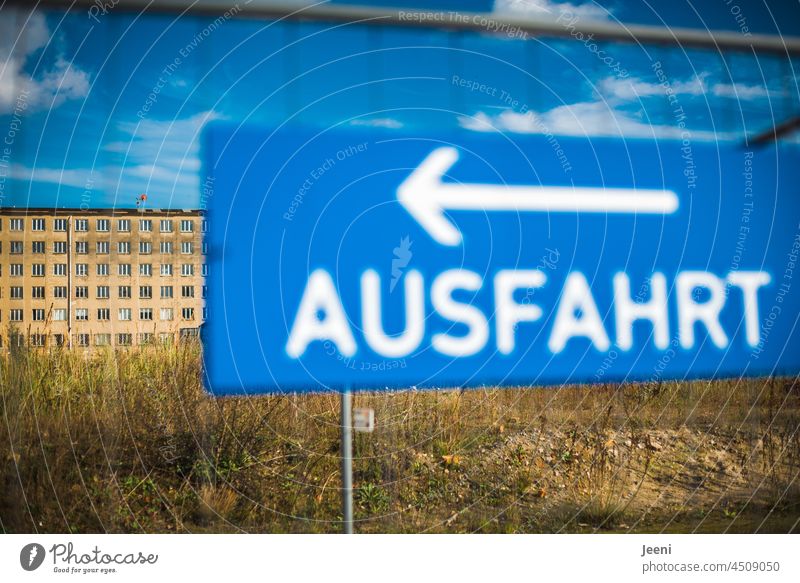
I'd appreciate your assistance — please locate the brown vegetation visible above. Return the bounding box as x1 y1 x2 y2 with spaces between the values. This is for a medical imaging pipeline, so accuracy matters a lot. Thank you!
1 341 798 533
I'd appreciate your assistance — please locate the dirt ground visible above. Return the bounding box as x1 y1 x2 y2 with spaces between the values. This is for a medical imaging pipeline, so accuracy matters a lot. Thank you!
385 425 798 533
1 345 798 533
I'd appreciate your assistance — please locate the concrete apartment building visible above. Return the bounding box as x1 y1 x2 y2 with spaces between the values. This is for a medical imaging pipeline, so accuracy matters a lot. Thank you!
0 208 206 349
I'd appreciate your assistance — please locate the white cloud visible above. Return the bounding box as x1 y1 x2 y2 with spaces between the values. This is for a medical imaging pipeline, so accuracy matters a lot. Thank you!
599 74 707 100
123 163 198 185
493 0 610 20
349 117 403 129
10 110 218 207
0 10 90 114
101 110 222 206
459 101 724 140
711 82 772 100
10 163 93 189
600 73 774 102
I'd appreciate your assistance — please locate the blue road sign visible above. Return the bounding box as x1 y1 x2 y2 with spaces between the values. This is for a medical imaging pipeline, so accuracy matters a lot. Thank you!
203 125 800 395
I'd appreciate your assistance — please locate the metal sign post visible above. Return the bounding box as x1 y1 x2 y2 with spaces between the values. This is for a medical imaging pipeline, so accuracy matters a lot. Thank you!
341 387 353 535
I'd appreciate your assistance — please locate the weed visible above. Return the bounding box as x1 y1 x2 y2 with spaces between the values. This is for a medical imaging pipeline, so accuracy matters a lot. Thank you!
0 343 797 533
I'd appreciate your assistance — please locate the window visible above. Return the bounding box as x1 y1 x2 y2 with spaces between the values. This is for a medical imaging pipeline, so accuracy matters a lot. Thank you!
75 333 90 347
160 219 173 232
96 241 109 254
30 334 46 347
118 308 131 321
202 307 208 320
181 241 194 254
11 286 23 299
75 308 88 321
96 219 109 232
53 264 67 276
11 264 23 276
95 334 111 346
118 286 131 299
53 286 68 299
32 286 45 299
160 286 173 299
139 285 152 299
117 333 132 346
97 264 109 276
201 264 209 277
32 241 45 253
76 264 88 276
139 219 152 231
75 286 88 299
53 309 67 321
160 308 173 321
74 219 88 231
53 334 66 347
118 219 130 232
181 285 194 298
75 241 87 254
11 309 23 322
54 218 68 231
182 307 195 320
32 264 45 277
160 241 173 254
97 308 110 321
181 264 194 277
118 241 130 254
32 309 45 321
201 219 208 233
160 264 173 276
159 333 174 344
31 218 45 231
139 241 152 254
10 218 23 231
202 243 208 255
140 308 153 321
180 219 193 233
139 263 152 276
139 333 153 345
10 241 23 254
202 285 208 299
97 286 110 299
118 264 131 276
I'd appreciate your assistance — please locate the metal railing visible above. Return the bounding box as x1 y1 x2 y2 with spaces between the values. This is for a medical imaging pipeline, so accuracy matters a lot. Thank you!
17 0 800 55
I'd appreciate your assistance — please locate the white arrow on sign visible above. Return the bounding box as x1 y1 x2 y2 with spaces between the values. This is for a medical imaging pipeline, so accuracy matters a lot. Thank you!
397 147 680 246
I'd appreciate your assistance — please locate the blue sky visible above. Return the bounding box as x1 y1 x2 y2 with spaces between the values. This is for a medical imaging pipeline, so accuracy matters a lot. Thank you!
0 0 798 209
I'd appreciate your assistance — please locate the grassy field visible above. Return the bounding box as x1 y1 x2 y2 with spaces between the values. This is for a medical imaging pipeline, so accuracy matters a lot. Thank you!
1 341 798 533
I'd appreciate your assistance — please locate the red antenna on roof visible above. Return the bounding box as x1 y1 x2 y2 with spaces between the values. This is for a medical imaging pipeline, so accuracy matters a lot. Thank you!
135 193 147 211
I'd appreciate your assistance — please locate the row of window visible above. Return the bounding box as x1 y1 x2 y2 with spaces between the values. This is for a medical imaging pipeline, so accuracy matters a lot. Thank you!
0 307 198 322
4 284 204 300
0 241 205 255
1 332 190 348
0 217 203 233
0 263 204 277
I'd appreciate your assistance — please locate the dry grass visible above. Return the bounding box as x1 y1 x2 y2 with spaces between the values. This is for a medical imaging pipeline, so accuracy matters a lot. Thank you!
1 340 798 533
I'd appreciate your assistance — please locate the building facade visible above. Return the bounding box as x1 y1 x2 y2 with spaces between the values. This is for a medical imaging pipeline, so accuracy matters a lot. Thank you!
0 208 205 349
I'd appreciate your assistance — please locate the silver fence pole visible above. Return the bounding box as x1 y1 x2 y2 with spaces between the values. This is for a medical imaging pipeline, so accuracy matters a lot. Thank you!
341 387 354 534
